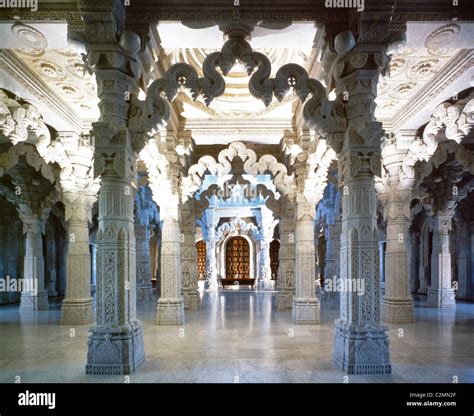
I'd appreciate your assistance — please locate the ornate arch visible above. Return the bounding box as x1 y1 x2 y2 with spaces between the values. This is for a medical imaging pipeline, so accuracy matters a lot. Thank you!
3 142 58 185
215 217 260 244
129 25 338 141
414 140 474 191
401 94 474 182
182 141 295 201
0 90 94 197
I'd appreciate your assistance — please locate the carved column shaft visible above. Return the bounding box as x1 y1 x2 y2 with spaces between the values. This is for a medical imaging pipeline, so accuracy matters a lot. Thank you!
86 166 145 374
455 221 469 299
20 218 49 310
470 223 474 300
325 221 341 286
381 194 415 323
181 230 200 310
258 238 271 287
157 216 185 324
61 194 94 325
292 201 319 324
276 215 295 310
135 222 153 301
427 210 456 307
205 217 218 291
331 43 391 374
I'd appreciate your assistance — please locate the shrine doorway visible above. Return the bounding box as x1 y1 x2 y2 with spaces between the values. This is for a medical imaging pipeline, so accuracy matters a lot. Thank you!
223 236 255 289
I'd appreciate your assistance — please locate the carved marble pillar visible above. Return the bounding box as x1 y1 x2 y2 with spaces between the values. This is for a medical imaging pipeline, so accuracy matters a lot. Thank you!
157 212 185 324
180 201 199 309
292 200 319 324
258 239 271 288
427 210 456 308
204 213 218 291
19 217 49 310
455 220 469 300
325 221 341 284
61 193 94 325
409 232 420 294
276 210 296 310
257 206 273 289
134 186 158 301
86 150 144 374
381 191 415 323
418 229 429 294
470 222 474 300
46 228 58 297
329 37 392 374
134 221 153 301
79 0 146 373
155 226 162 296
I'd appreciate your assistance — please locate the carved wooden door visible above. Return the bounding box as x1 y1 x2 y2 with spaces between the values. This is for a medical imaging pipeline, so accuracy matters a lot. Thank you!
196 240 206 280
225 236 250 279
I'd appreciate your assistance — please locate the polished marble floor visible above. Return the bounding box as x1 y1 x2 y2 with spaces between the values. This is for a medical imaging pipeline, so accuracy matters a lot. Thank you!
0 289 473 383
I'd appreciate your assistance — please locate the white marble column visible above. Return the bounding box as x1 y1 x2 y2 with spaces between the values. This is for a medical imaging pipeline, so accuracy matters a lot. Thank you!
276 209 296 310
61 193 94 325
257 238 271 288
381 192 415 323
19 217 49 310
455 220 469 300
330 37 391 374
418 228 429 294
81 0 145 373
292 200 319 324
135 221 153 301
157 211 185 324
427 209 456 308
470 223 474 300
325 222 341 284
204 213 218 291
409 232 420 294
181 202 199 309
86 151 145 374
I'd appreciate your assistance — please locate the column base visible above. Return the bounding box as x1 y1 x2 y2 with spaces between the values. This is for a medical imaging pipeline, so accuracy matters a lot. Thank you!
258 279 274 290
183 289 200 309
291 297 320 324
85 323 145 375
136 285 154 302
156 298 185 325
381 297 415 323
333 320 392 375
205 279 219 292
20 291 49 310
427 288 456 308
276 290 293 310
61 298 94 325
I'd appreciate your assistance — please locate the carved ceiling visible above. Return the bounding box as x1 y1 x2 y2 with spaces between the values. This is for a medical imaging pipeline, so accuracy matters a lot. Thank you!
13 48 100 119
1 19 473 148
0 22 100 131
155 22 317 145
375 22 474 131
